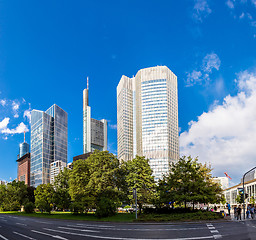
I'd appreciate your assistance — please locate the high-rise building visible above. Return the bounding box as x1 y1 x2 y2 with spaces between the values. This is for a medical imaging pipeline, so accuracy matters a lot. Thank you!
19 132 29 158
83 77 107 153
50 160 67 183
17 153 30 185
117 66 179 181
30 104 67 187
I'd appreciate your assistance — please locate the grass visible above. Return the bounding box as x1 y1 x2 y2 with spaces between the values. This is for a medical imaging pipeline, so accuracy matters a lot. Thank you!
136 211 223 222
0 211 223 222
0 211 136 222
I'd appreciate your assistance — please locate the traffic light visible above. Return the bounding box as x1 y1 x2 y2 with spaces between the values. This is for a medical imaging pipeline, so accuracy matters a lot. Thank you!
240 193 244 202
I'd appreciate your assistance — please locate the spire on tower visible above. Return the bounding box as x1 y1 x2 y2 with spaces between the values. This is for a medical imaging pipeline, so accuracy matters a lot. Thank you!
24 131 25 143
87 77 89 90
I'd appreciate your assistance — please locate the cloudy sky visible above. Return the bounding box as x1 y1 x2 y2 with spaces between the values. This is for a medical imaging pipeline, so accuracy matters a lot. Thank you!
0 0 256 184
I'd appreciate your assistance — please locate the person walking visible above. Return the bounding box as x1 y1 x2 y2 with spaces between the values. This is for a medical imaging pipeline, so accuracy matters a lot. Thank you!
251 206 255 219
227 203 231 216
237 205 242 220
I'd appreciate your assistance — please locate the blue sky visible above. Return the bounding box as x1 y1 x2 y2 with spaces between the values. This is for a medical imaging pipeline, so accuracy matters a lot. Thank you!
0 0 256 184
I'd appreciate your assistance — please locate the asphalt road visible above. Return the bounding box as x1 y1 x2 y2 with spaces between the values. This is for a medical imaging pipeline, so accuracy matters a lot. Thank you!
1 214 256 240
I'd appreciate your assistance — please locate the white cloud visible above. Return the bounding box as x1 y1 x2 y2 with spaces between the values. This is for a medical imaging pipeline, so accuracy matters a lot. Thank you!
239 12 245 19
23 109 31 123
193 0 212 21
252 0 256 7
109 124 117 130
180 70 256 183
12 101 20 118
202 53 221 73
186 70 203 86
226 0 235 9
186 53 221 86
1 122 29 134
0 118 10 130
0 99 6 106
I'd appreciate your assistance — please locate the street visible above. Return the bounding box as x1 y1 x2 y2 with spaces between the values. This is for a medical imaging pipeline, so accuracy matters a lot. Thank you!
1 214 256 240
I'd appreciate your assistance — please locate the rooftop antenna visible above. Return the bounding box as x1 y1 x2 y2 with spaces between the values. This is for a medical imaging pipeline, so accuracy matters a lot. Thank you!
87 76 89 90
24 131 25 143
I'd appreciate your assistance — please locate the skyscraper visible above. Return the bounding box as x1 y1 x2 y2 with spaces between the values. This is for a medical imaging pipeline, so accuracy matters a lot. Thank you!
83 77 107 153
30 104 67 187
19 132 29 158
117 66 179 181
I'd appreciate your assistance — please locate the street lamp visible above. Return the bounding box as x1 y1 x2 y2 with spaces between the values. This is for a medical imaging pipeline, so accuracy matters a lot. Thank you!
242 166 256 219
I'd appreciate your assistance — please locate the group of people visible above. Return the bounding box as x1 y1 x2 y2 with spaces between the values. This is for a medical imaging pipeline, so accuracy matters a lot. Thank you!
232 204 256 220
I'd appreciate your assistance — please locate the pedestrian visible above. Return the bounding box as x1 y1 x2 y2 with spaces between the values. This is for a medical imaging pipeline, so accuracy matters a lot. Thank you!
234 207 237 219
247 206 250 219
227 203 231 216
251 206 255 219
237 205 242 220
214 205 217 211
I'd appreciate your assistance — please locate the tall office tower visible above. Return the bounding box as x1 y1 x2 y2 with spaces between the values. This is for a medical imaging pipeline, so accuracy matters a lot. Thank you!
19 132 29 158
30 104 67 187
117 66 179 181
83 77 108 153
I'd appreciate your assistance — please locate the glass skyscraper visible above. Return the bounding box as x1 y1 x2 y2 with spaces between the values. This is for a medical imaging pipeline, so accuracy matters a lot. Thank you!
30 104 67 187
117 66 179 181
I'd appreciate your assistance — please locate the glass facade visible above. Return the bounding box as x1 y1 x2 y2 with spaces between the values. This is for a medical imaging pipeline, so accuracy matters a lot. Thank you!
19 142 30 158
30 105 67 187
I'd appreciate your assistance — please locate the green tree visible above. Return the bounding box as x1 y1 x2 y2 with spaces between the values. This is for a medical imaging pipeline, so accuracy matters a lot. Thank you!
69 159 91 213
125 155 156 214
161 156 223 209
69 150 124 217
86 150 123 217
236 194 243 204
54 168 71 210
35 183 55 213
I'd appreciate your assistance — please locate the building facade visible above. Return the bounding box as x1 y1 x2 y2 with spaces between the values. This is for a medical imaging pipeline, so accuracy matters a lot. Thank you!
212 177 229 190
50 160 67 183
30 104 67 187
17 153 30 185
117 66 179 181
223 179 256 207
83 78 107 153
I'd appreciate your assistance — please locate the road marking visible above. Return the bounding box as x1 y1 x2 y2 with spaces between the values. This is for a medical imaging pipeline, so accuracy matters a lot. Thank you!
210 230 219 233
31 230 68 240
0 234 8 240
208 227 215 230
44 227 215 240
13 231 36 240
16 222 27 226
67 224 207 231
213 235 222 239
76 224 115 228
35 221 51 224
59 227 99 232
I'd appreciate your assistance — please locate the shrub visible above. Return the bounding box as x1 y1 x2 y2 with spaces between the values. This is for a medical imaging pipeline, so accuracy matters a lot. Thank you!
24 202 35 213
95 197 117 218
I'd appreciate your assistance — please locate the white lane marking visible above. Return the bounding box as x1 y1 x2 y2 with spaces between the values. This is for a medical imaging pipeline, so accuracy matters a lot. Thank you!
67 224 207 231
208 227 215 230
0 234 8 240
16 223 27 226
35 221 51 224
13 231 36 240
0 220 7 222
59 227 99 232
210 230 219 233
31 230 68 240
44 227 214 240
76 224 114 228
213 235 222 239
206 224 213 227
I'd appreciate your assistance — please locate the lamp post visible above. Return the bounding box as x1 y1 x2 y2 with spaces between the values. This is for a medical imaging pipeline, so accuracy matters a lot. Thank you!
133 188 137 219
242 166 256 219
